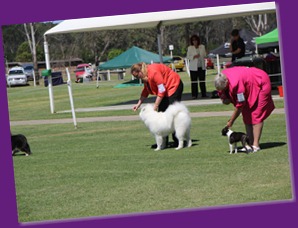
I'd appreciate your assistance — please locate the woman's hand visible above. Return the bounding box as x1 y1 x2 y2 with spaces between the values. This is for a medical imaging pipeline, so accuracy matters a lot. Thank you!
222 98 231 105
226 108 242 128
133 96 146 112
154 96 163 112
194 54 200 59
133 104 140 112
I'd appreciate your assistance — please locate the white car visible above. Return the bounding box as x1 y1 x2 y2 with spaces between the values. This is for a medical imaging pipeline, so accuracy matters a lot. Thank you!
6 67 28 87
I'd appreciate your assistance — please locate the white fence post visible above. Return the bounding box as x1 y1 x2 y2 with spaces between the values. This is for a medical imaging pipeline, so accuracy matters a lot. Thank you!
66 68 77 129
108 70 111 81
216 54 220 74
184 58 190 77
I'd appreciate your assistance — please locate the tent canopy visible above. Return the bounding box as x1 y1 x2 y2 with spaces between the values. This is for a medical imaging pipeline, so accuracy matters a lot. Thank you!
99 46 171 70
42 1 276 114
45 2 275 35
255 28 279 45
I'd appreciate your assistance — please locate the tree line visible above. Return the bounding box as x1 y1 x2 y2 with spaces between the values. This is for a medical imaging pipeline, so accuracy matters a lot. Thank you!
2 13 277 66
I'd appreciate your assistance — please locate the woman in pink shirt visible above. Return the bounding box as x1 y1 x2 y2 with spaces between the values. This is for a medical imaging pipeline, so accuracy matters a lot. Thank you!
214 66 275 152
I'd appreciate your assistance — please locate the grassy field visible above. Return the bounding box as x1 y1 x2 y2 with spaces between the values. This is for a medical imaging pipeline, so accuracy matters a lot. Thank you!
7 69 284 121
12 114 291 222
7 69 291 223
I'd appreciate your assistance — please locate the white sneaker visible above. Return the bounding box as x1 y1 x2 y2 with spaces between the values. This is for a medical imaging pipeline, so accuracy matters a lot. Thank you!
252 146 261 153
239 146 253 152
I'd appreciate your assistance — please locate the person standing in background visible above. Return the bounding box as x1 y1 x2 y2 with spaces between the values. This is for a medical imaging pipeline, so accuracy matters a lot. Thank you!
230 29 245 62
95 56 101 81
187 34 207 99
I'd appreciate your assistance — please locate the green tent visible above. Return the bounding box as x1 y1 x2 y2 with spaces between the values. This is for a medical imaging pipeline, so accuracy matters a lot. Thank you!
255 28 279 45
100 46 172 70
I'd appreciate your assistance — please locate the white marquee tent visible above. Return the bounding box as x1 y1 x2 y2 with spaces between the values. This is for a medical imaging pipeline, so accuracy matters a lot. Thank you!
44 2 276 113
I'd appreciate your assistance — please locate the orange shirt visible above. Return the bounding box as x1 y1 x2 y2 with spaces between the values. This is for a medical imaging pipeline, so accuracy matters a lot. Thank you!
141 64 181 98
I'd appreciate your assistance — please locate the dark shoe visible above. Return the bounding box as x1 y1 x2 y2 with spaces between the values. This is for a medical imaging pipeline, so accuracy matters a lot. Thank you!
151 144 157 149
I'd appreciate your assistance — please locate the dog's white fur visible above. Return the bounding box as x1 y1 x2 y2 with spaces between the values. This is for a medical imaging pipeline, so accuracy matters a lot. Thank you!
139 102 192 151
225 129 237 154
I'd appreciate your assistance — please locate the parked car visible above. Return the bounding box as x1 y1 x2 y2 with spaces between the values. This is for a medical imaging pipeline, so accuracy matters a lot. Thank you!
6 67 28 87
168 56 185 71
205 58 214 69
74 63 93 82
23 64 34 81
221 61 232 69
229 55 282 87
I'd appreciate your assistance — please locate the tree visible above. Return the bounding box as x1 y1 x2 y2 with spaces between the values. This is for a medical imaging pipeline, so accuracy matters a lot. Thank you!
15 42 32 62
2 24 25 62
108 49 124 60
2 14 277 66
23 23 40 85
244 14 269 36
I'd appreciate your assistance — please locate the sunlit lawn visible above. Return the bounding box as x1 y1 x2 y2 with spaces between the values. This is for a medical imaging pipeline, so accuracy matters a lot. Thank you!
8 67 291 223
12 114 291 223
7 69 284 121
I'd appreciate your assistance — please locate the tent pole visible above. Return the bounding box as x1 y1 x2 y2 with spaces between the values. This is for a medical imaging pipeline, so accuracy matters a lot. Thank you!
157 22 163 63
44 35 55 114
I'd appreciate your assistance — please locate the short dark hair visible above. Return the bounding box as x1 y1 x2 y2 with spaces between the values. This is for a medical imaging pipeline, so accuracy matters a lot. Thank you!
231 29 239 36
190 34 201 46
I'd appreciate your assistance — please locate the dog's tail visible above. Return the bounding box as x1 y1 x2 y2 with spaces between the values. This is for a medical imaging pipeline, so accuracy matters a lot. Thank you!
166 102 189 116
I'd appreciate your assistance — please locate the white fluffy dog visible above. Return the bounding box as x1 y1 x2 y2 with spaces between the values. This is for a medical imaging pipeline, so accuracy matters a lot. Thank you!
139 102 192 151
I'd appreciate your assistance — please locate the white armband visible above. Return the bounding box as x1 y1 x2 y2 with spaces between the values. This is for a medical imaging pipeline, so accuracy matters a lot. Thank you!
237 93 245 102
158 84 166 93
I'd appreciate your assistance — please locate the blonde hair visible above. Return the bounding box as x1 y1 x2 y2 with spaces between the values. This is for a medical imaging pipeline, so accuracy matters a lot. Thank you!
131 62 147 77
214 73 228 90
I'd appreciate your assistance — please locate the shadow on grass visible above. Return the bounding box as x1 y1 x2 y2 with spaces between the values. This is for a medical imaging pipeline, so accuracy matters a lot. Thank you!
225 148 250 154
146 139 199 150
7 84 31 88
260 142 287 150
111 88 279 107
13 153 29 157
225 142 287 154
112 93 219 106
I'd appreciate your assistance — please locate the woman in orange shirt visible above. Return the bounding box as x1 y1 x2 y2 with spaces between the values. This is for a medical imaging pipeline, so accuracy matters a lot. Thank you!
131 62 184 147
131 62 183 112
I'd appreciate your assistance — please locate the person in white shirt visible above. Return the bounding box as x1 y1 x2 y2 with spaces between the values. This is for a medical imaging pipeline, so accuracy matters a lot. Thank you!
187 35 207 99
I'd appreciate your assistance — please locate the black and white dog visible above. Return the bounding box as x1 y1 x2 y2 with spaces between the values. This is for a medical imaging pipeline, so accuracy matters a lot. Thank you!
11 134 32 156
221 127 251 154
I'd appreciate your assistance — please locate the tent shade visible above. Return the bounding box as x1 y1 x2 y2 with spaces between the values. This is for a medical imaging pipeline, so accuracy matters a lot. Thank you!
209 29 257 56
45 2 275 35
99 46 172 70
255 28 279 45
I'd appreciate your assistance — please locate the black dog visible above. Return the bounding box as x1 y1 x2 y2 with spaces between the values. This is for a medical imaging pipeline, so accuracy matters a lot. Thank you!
11 134 31 156
221 127 251 154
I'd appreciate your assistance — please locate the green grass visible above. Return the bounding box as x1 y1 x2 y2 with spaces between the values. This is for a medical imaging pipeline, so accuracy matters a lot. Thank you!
7 79 143 121
7 70 284 121
12 114 292 223
7 69 291 222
